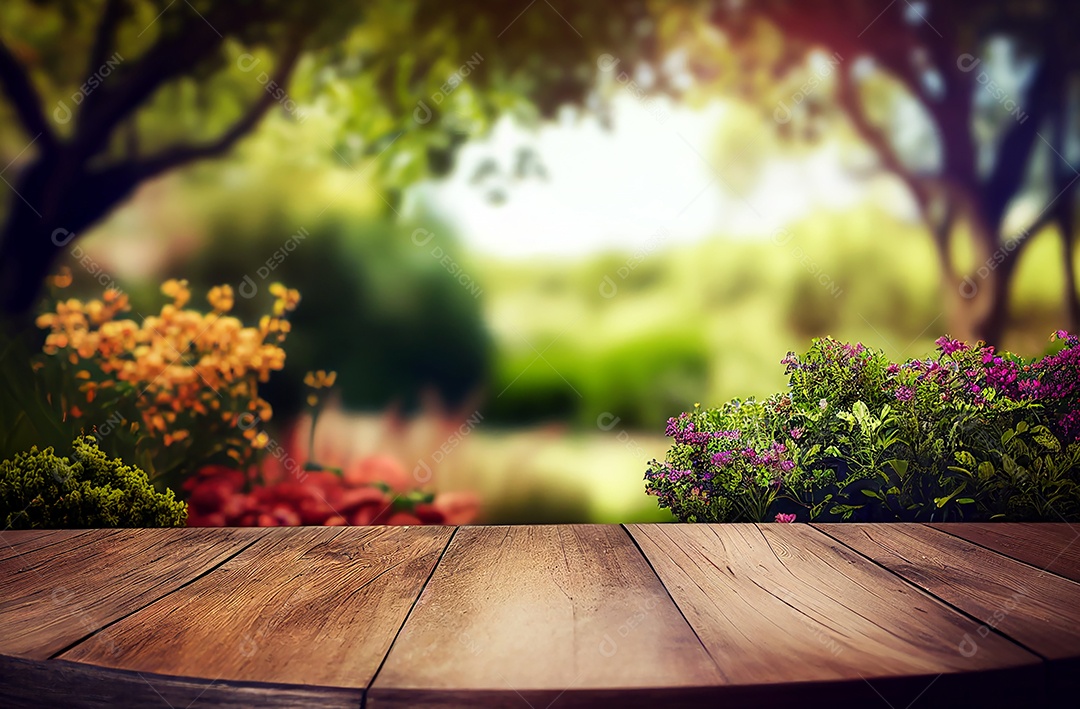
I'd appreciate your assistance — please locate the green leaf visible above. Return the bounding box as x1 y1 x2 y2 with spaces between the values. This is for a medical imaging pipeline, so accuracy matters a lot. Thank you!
1034 431 1060 452
956 498 975 504
886 458 909 477
954 451 976 469
934 483 967 508
1015 420 1029 434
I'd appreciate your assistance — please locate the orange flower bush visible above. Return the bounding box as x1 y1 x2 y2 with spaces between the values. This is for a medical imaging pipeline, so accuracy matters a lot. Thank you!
34 275 300 488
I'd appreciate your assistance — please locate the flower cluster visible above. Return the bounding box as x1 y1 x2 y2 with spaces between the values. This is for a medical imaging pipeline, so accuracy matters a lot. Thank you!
34 277 300 488
185 460 478 527
647 332 1080 523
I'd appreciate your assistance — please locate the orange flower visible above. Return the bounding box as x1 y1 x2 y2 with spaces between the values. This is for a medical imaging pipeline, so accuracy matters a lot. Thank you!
36 277 301 471
161 279 191 308
207 285 234 313
50 267 73 289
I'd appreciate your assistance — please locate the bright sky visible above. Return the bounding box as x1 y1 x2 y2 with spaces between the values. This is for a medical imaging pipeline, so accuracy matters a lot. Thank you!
417 94 882 259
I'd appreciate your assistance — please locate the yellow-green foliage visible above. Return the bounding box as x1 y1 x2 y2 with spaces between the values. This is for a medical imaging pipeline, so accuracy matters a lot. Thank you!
0 437 186 528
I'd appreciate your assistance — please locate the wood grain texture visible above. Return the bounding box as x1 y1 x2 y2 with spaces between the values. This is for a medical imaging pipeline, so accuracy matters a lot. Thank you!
0 529 91 562
0 527 258 659
0 654 359 709
61 525 453 693
369 525 722 709
821 523 1080 696
628 523 1042 708
929 523 1080 583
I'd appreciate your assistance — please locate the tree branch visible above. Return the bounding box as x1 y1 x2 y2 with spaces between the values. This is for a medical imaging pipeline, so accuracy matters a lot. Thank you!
0 38 56 150
73 8 237 161
835 64 929 215
981 58 1060 235
88 0 129 74
127 33 305 183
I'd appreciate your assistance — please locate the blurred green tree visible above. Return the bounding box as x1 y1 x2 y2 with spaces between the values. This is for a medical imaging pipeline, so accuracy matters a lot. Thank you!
679 0 1080 343
0 0 653 319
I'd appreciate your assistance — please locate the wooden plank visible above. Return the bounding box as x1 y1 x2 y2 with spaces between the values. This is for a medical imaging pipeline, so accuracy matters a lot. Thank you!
0 528 257 659
369 525 723 708
0 655 358 709
61 525 453 696
821 523 1080 697
628 523 1042 708
929 523 1080 583
0 529 92 563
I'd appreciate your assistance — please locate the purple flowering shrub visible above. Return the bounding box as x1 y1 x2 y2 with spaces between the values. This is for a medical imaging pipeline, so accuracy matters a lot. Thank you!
646 332 1080 522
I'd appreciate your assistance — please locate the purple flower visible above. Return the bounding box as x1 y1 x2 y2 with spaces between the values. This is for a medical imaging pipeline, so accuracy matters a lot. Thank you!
936 336 968 356
1017 379 1041 397
895 386 915 402
789 427 804 440
711 450 734 467
774 513 797 523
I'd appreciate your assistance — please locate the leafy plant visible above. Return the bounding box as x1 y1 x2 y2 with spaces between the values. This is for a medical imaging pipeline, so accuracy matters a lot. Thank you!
0 436 186 528
30 275 299 490
647 332 1080 523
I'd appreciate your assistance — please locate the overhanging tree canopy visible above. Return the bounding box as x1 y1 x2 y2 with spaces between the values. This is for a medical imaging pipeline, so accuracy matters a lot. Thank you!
0 0 651 319
2 0 1076 344
681 0 1080 342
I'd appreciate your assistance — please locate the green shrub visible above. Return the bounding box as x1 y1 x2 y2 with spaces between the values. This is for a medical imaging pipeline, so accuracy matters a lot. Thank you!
0 437 187 528
647 332 1080 522
488 330 708 428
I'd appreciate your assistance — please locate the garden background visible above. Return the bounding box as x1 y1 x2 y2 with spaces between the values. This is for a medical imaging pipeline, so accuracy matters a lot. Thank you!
1 0 1076 524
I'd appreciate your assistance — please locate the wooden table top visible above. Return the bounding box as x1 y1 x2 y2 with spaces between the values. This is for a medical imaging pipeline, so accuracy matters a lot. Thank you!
1 523 1077 708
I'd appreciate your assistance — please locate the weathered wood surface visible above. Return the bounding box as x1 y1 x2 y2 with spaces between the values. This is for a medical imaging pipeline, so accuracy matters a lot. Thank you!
0 527 258 659
0 524 1076 707
0 529 92 562
820 523 1080 697
628 523 1041 707
369 525 722 708
62 526 453 694
929 523 1080 583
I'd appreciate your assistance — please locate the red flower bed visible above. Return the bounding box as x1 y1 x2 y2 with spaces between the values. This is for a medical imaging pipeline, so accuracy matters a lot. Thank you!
184 462 477 527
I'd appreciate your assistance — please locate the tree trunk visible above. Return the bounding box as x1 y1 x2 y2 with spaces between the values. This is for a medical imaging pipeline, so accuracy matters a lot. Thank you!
973 247 1021 346
0 158 61 328
0 151 147 324
1062 212 1080 332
